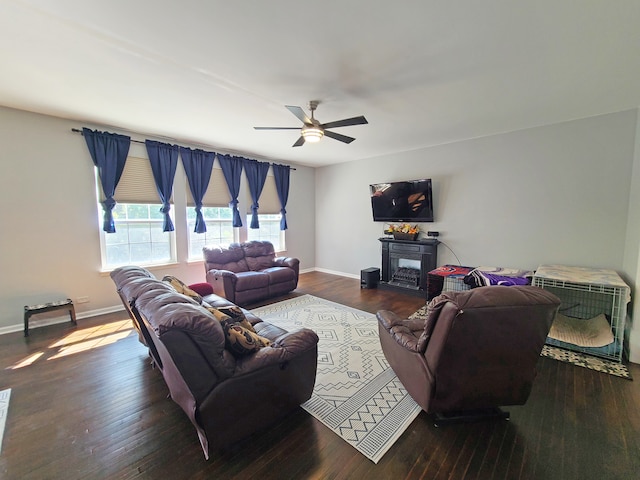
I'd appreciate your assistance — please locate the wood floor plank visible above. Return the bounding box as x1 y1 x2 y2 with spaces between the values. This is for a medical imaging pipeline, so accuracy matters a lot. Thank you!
1 271 639 479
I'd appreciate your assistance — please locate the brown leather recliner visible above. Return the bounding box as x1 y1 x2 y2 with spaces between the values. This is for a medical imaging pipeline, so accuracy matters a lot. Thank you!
203 241 299 306
376 285 560 424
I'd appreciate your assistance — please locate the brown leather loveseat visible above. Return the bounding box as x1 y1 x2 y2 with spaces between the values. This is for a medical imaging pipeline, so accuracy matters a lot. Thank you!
377 285 560 424
203 240 299 306
111 265 318 459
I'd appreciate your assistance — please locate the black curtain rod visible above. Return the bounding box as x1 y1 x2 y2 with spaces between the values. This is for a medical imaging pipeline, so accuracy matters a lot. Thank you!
71 128 296 170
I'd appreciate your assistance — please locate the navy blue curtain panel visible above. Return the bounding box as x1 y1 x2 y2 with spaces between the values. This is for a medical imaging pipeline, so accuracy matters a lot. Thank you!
272 163 291 230
145 140 179 232
180 147 215 233
217 154 243 227
82 128 131 233
243 159 271 229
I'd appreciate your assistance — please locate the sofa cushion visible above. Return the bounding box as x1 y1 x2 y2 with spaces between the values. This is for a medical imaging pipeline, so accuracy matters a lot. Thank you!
245 254 274 272
242 241 276 271
163 275 203 304
235 271 270 290
110 265 155 286
261 266 296 283
253 322 289 341
203 244 249 273
135 290 236 374
118 277 176 304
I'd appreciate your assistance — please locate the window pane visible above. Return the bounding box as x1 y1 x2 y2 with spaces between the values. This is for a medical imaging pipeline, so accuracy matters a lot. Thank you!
106 244 130 266
112 203 127 219
187 206 234 260
151 242 171 262
105 224 129 246
130 242 152 263
149 206 164 220
126 204 149 219
101 203 175 269
219 208 233 220
129 223 151 243
150 223 166 242
246 214 283 251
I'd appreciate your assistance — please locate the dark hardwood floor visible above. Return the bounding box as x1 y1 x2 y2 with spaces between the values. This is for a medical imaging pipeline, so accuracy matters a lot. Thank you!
1 272 639 479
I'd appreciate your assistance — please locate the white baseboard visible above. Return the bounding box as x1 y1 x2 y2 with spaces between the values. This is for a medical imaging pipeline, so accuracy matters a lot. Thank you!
311 267 360 280
0 305 125 337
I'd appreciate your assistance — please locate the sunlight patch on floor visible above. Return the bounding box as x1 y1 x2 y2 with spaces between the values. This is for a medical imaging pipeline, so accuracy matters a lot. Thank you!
6 320 134 369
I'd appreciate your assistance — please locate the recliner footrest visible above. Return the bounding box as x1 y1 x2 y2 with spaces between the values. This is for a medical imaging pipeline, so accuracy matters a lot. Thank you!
433 407 510 427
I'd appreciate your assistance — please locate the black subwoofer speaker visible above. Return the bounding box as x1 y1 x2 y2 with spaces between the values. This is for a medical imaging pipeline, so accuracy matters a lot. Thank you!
360 267 380 289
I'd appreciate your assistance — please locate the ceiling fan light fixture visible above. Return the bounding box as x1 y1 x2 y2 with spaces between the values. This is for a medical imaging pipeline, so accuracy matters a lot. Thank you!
301 125 324 143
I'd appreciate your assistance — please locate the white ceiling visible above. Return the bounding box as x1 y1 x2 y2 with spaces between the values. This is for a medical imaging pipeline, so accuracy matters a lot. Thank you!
1 1 639 167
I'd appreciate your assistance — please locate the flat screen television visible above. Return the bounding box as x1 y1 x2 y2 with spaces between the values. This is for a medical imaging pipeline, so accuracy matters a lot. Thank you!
370 179 434 222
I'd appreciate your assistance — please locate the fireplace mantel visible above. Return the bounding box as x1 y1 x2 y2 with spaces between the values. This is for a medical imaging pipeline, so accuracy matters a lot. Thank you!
378 237 439 297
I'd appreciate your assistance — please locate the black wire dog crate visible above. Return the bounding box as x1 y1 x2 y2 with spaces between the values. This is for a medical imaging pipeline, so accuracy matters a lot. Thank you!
532 265 630 363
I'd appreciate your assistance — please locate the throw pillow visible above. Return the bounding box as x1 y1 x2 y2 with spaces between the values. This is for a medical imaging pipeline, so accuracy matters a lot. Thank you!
223 323 272 356
163 275 203 304
204 306 270 356
188 282 214 297
216 305 256 333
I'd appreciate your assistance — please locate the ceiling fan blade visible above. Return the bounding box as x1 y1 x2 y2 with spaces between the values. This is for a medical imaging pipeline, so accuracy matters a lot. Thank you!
292 136 305 147
286 105 312 124
254 126 300 130
324 130 356 144
321 116 368 129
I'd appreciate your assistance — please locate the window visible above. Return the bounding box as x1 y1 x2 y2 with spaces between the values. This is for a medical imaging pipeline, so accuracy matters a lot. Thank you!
246 213 284 251
245 173 285 251
96 156 176 269
102 203 175 268
185 166 237 260
188 207 235 259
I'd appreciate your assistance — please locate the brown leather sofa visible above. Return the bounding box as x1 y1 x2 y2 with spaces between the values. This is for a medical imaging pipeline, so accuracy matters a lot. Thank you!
111 265 318 459
376 285 560 424
203 240 299 306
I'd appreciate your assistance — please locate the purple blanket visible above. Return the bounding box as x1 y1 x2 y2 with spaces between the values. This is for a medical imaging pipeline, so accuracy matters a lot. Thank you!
464 268 532 288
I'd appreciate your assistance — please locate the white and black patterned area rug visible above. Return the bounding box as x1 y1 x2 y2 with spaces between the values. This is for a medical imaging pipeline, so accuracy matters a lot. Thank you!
409 306 632 380
540 345 632 380
252 295 421 464
0 388 11 454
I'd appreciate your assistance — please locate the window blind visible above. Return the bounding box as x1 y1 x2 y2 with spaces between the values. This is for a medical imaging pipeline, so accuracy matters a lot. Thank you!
246 174 281 214
186 166 230 207
100 156 172 204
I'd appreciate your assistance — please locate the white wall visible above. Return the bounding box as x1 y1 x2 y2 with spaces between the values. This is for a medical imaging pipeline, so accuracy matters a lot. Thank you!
0 106 315 332
316 109 640 359
624 109 640 363
316 110 637 274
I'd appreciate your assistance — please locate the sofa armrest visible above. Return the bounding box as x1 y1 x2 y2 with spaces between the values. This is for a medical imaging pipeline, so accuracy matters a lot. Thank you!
274 256 299 276
234 327 319 375
377 310 424 353
205 269 238 302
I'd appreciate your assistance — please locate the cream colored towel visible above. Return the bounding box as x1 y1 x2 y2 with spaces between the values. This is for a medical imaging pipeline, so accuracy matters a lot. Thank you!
548 313 614 347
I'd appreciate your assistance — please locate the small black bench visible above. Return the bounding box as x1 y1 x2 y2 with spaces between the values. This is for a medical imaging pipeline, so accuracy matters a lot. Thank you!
24 299 76 337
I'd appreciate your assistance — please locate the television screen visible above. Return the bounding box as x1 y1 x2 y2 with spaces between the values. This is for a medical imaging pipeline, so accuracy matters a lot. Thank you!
370 179 434 222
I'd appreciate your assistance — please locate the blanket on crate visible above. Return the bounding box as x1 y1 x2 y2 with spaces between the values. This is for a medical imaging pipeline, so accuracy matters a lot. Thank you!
464 266 533 288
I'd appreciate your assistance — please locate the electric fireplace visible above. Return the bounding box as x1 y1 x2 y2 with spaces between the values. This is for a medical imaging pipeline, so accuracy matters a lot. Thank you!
378 238 439 298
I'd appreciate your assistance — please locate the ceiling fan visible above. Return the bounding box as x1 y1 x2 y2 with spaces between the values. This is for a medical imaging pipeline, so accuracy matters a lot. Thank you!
254 101 368 147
